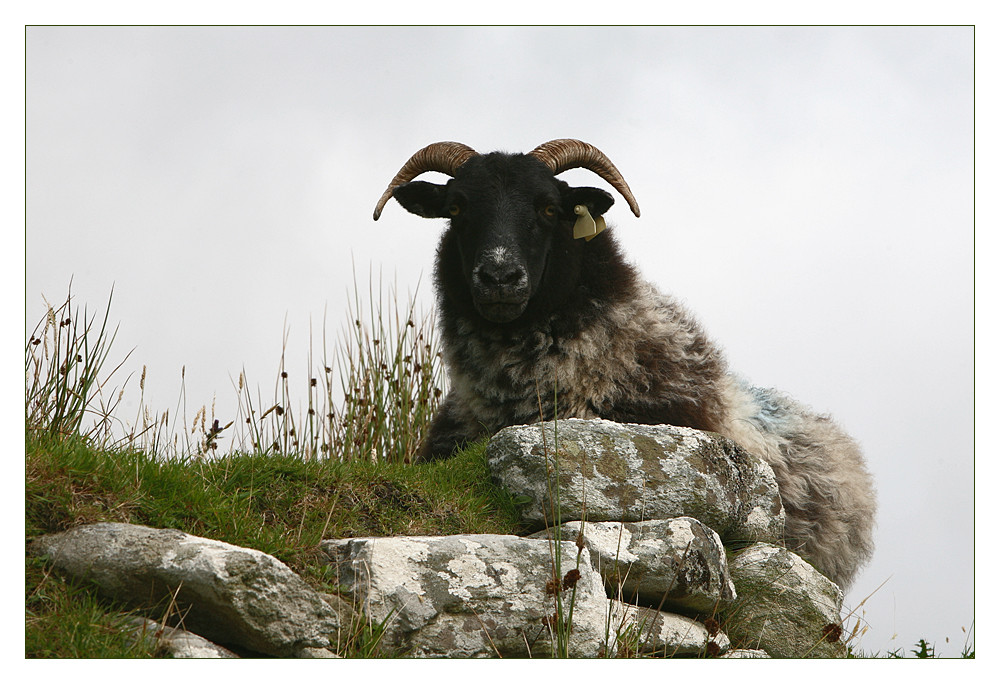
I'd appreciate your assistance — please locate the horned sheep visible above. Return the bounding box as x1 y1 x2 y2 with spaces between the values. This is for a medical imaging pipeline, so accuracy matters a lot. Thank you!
372 139 876 589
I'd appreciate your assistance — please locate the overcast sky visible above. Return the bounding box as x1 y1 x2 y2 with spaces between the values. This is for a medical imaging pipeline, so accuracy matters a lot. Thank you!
25 26 974 657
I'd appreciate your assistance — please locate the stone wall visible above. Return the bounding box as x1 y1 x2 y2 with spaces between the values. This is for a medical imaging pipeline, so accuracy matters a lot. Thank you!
28 419 851 658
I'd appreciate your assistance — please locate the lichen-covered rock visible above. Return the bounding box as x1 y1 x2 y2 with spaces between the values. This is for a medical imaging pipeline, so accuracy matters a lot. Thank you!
28 523 347 657
608 601 730 657
531 518 736 616
725 543 846 658
720 648 771 658
487 419 784 544
322 534 610 658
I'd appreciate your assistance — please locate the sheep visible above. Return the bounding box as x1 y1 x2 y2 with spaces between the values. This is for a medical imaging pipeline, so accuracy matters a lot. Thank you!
372 139 876 589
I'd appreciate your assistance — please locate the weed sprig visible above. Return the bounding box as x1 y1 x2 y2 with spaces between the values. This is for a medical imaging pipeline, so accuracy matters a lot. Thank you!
25 283 137 446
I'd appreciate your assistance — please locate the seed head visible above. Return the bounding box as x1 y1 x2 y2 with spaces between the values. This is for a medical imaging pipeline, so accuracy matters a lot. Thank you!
703 617 720 636
822 623 843 643
562 569 581 590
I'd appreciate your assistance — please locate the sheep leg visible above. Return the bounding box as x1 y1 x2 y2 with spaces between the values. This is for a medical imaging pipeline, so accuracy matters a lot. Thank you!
416 389 489 463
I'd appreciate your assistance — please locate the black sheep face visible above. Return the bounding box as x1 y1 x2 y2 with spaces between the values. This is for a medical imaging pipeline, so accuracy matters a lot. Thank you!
392 152 614 324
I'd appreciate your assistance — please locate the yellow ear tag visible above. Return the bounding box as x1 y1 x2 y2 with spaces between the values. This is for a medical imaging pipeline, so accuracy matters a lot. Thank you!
573 205 607 241
588 215 607 242
573 205 597 240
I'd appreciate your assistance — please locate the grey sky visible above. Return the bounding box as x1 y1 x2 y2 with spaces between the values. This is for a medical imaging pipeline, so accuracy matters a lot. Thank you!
25 26 974 656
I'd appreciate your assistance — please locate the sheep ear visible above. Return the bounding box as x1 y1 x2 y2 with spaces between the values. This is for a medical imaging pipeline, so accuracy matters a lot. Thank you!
562 186 615 218
392 181 449 218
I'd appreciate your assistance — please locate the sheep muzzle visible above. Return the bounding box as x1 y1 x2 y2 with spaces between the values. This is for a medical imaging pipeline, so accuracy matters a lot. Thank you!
471 255 531 323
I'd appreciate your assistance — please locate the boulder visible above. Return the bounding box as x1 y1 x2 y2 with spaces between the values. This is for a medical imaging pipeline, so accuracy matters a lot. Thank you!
486 418 784 544
322 534 610 658
531 518 736 616
725 543 846 658
28 523 348 657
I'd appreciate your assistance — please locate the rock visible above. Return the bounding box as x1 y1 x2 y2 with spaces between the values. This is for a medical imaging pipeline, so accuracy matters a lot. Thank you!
28 523 347 657
531 518 736 616
295 646 343 658
322 534 611 658
720 648 771 658
486 418 784 544
126 617 239 658
608 601 731 657
725 543 846 658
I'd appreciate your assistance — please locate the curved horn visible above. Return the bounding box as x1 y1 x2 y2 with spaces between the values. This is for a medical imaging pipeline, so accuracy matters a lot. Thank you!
529 139 641 217
372 141 479 220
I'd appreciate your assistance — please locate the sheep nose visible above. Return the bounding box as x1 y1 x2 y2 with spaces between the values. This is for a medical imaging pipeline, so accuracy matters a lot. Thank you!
478 262 526 289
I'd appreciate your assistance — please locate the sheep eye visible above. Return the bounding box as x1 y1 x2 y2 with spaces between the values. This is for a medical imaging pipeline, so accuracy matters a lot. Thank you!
542 205 558 218
448 204 461 217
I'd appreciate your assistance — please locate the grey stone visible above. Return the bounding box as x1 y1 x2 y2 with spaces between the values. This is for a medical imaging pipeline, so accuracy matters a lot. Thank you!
608 601 731 657
486 419 785 544
295 646 343 658
322 533 611 658
532 517 736 616
29 523 346 657
725 543 846 658
720 648 771 658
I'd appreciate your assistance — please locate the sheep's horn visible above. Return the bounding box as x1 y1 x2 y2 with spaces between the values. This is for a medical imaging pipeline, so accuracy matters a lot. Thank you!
529 139 641 218
373 141 479 220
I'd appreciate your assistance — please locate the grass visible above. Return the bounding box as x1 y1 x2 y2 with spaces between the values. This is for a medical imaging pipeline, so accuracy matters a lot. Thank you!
25 427 521 597
26 555 161 658
26 284 131 445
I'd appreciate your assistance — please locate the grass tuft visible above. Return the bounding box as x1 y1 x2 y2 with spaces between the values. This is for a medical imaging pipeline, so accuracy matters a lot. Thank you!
26 283 132 445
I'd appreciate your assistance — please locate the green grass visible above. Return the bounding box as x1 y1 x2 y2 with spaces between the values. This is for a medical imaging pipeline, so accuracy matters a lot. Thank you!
26 554 162 658
26 284 130 444
26 430 520 559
